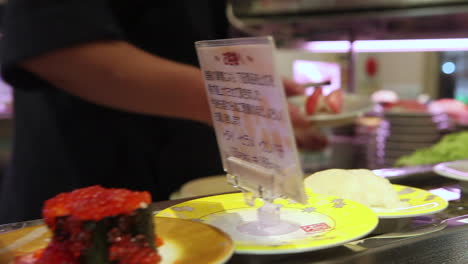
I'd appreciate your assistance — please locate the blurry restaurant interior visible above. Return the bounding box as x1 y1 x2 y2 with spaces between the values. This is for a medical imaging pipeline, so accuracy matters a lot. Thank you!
227 0 468 174
0 0 468 190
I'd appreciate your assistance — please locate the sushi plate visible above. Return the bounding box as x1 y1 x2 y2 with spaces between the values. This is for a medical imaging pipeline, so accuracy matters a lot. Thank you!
158 192 378 254
433 160 468 182
288 94 374 127
305 184 448 219
0 217 234 264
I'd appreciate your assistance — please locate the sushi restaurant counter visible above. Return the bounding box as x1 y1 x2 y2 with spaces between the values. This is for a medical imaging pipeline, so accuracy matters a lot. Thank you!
2 175 468 264
151 178 468 264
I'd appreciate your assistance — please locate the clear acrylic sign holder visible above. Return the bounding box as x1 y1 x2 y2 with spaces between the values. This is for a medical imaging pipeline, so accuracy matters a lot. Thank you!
196 36 308 237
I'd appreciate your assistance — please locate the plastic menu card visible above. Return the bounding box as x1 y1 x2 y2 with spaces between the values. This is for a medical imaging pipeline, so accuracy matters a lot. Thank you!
195 36 307 204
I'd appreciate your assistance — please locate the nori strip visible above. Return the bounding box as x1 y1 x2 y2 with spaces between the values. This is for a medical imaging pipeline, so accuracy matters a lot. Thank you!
80 218 111 264
130 208 156 248
49 207 155 263
79 207 155 263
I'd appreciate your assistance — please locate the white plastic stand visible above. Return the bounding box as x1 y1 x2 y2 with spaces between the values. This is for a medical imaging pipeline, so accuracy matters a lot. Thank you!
226 157 300 236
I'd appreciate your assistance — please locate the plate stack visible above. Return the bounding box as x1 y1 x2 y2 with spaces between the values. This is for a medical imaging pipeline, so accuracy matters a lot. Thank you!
367 110 452 168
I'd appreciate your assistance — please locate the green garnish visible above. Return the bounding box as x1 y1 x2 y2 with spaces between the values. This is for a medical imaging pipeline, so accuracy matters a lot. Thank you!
395 131 468 166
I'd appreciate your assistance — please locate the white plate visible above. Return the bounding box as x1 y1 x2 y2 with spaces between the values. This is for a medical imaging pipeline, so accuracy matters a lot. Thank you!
288 94 374 127
434 160 468 181
384 109 434 117
386 126 441 136
385 114 449 126
386 133 440 143
385 149 417 159
385 141 434 151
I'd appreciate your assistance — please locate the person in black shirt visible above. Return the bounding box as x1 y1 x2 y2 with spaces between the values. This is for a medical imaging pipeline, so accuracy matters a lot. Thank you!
0 0 315 224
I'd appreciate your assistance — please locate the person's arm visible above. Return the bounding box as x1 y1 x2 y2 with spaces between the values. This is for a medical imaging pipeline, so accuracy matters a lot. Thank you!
21 40 213 124
21 40 313 128
22 39 328 149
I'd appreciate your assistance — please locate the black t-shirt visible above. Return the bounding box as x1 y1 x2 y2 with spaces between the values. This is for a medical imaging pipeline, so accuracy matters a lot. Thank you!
0 0 227 224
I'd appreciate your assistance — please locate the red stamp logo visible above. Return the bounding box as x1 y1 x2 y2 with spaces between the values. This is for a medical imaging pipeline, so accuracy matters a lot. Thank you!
223 52 241 66
300 223 331 233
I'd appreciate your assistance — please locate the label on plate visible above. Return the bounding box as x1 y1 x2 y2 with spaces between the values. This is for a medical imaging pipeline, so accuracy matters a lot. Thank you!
195 37 306 203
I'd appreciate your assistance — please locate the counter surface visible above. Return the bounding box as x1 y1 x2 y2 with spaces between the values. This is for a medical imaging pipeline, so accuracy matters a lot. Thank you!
1 173 468 264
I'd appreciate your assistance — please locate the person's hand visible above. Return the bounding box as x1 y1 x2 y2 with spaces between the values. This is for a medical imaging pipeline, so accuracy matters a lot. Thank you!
294 127 329 151
283 78 305 96
282 78 309 129
282 78 328 151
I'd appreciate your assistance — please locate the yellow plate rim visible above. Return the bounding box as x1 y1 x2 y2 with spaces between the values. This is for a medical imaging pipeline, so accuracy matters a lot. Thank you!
0 216 235 264
304 184 448 219
158 192 379 254
373 184 448 219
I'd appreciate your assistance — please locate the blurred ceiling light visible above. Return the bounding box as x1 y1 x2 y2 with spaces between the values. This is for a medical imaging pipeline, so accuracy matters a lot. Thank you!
305 39 468 53
442 61 456 74
304 41 351 53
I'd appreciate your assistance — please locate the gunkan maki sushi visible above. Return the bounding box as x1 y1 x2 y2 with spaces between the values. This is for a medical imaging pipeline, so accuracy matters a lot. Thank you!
15 185 162 264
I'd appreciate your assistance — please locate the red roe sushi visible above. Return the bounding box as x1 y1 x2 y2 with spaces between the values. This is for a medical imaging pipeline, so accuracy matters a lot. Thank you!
16 185 161 264
43 185 151 228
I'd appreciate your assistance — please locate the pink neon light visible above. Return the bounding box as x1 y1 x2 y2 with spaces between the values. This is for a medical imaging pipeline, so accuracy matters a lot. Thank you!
304 41 351 53
305 38 468 53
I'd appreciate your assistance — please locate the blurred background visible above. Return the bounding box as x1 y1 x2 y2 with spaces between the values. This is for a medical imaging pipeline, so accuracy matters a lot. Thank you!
227 0 468 174
2 0 468 183
0 0 12 186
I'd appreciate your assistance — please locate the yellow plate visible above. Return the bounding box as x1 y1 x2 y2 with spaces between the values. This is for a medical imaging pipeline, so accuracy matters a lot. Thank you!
305 184 448 219
158 193 378 254
0 217 234 264
370 184 448 219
